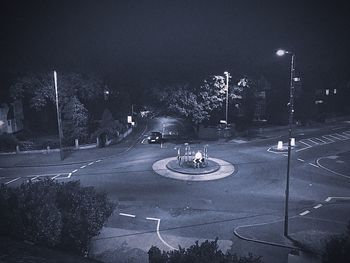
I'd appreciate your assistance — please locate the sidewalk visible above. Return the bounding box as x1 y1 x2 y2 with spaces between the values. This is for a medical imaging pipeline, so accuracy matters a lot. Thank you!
0 121 147 168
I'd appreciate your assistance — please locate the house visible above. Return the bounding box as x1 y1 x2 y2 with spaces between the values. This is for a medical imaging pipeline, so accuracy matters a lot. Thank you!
0 100 24 134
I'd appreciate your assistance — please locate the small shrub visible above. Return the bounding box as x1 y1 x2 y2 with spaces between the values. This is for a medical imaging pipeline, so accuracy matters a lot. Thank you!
148 238 262 263
0 133 18 151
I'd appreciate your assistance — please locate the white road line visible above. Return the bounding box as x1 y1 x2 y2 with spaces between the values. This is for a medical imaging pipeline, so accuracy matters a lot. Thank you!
335 133 349 139
119 213 136 218
96 159 102 163
314 204 323 209
72 169 78 173
321 135 334 143
316 158 350 179
300 210 310 216
80 165 86 169
343 131 350 136
328 134 343 140
88 162 94 166
308 163 319 168
297 158 305 162
313 137 327 144
146 217 177 250
325 197 350 202
4 177 20 185
68 172 72 178
307 138 319 145
299 140 312 147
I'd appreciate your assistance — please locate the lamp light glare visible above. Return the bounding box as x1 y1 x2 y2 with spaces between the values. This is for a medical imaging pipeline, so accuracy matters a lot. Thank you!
276 49 286 56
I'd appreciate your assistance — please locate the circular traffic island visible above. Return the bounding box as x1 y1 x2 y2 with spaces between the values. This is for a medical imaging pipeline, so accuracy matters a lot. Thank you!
152 157 235 181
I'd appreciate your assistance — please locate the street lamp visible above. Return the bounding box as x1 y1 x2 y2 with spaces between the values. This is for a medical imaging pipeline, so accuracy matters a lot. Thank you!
224 71 230 127
276 49 295 237
53 71 64 161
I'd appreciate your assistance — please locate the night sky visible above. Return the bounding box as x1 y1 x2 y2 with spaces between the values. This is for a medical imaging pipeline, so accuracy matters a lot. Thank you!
1 0 350 91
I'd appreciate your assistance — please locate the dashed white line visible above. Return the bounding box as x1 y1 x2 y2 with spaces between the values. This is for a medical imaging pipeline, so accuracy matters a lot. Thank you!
4 177 20 185
119 213 136 218
297 158 305 162
72 169 78 173
325 197 332 202
96 159 102 163
299 210 310 216
308 163 319 168
146 217 177 250
88 162 94 166
80 165 86 169
314 204 323 209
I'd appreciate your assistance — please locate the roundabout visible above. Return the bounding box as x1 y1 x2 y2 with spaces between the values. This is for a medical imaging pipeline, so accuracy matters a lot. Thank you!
152 157 235 181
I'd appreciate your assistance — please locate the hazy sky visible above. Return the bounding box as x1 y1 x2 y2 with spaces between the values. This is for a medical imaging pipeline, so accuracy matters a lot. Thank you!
1 0 349 88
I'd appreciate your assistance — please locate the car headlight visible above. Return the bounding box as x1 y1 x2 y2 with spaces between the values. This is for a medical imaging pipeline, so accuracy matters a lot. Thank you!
148 136 151 139
156 136 159 139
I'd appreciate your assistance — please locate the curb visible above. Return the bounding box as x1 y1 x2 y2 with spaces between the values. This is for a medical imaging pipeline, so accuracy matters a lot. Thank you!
233 226 301 251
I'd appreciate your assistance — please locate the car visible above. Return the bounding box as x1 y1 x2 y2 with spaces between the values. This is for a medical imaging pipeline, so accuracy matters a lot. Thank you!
148 131 162 143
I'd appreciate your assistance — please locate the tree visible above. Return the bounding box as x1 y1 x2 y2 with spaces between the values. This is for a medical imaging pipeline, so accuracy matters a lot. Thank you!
322 221 350 263
10 72 103 143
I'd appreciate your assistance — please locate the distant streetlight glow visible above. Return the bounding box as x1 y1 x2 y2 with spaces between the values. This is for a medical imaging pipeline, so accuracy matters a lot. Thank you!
276 49 286 56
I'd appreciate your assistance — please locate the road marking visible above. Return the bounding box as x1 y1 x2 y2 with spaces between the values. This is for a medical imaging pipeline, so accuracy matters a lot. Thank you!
307 138 319 145
321 135 334 143
335 133 349 139
300 210 310 216
72 169 78 173
308 163 319 168
88 162 94 166
325 197 332 202
316 157 350 179
343 131 350 136
325 197 350 202
4 177 20 185
313 137 326 144
297 158 305 162
296 141 312 152
119 213 136 218
96 159 102 163
146 217 177 250
80 165 86 169
283 154 288 157
314 204 323 209
328 134 343 140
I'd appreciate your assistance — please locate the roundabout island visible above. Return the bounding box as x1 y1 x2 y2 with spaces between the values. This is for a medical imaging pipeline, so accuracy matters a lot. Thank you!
152 157 235 181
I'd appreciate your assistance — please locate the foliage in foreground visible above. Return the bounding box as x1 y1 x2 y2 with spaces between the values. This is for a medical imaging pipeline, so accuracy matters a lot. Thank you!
322 221 350 263
148 238 262 263
0 179 115 255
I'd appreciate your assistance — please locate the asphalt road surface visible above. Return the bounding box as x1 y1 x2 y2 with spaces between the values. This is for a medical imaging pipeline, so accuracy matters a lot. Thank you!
1 117 349 263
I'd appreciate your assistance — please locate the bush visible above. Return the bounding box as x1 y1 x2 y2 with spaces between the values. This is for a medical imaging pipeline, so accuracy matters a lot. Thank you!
148 238 262 263
0 180 115 255
0 133 18 151
322 222 350 263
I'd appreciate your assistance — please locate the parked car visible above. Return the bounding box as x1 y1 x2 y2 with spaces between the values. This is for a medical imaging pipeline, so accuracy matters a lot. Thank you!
148 131 162 143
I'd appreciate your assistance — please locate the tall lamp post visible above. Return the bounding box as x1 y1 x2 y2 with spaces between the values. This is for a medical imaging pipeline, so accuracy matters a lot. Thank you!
224 71 230 127
276 49 295 237
54 71 64 161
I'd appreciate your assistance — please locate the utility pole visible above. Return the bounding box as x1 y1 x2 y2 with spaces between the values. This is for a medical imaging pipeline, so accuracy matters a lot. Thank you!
54 70 64 161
